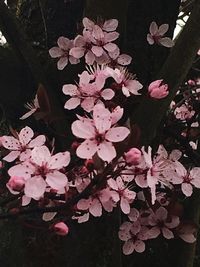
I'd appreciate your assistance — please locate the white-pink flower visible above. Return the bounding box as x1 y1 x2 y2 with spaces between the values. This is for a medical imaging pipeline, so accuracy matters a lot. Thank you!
148 80 169 99
119 222 149 255
174 104 195 120
147 22 174 48
148 207 180 239
2 126 45 162
71 104 130 162
174 162 200 197
108 177 136 214
49 36 79 70
8 146 70 200
63 70 114 112
106 67 143 97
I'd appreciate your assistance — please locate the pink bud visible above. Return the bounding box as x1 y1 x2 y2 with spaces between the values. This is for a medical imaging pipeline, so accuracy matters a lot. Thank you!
148 79 169 99
54 222 69 236
188 79 195 86
125 148 142 165
7 176 25 191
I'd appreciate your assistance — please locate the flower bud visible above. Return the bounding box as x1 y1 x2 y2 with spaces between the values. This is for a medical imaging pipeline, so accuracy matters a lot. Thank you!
7 176 25 191
125 148 141 165
53 222 69 236
148 79 169 99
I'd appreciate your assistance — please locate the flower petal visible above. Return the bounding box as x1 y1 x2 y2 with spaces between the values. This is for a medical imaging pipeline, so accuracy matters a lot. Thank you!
46 171 68 190
24 176 46 199
105 127 130 142
97 141 116 162
76 139 97 159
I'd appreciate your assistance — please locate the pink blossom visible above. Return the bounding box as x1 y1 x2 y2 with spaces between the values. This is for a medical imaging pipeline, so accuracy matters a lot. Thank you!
108 177 136 214
174 162 200 197
77 188 114 218
108 47 132 67
148 79 169 99
148 207 180 239
71 104 130 162
63 70 114 112
147 22 174 48
119 222 149 254
106 67 143 97
174 104 195 120
2 126 46 162
53 222 69 236
49 36 79 70
8 146 70 200
125 148 142 165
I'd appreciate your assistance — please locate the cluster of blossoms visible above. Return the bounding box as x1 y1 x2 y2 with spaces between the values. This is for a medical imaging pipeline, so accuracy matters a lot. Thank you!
0 17 199 255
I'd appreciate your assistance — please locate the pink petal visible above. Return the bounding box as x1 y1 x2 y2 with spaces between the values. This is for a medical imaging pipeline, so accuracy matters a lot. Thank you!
57 36 70 50
19 126 34 145
89 198 102 217
20 109 37 120
49 151 70 169
49 47 63 58
104 32 119 42
134 240 145 253
111 106 124 124
117 54 132 66
79 70 91 85
149 21 158 35
82 17 95 31
20 149 31 161
46 171 68 190
103 43 118 52
147 34 154 45
81 97 95 112
77 198 91 210
62 84 79 96
57 57 68 70
24 176 46 199
107 178 118 190
8 164 34 179
69 56 80 65
123 240 135 255
155 207 168 221
118 229 131 241
103 19 118 32
93 104 112 134
70 47 85 59
126 80 143 95
162 227 174 239
22 195 31 206
31 146 51 166
3 151 20 162
165 216 180 229
74 35 86 47
64 97 81 110
101 89 115 100
105 127 130 142
158 24 169 35
29 135 46 148
182 183 193 197
2 136 20 150
71 120 95 139
97 141 116 162
122 86 130 97
159 37 174 48
91 46 104 57
85 50 95 65
76 139 97 159
92 25 104 40
128 208 140 222
120 197 130 214
148 227 161 239
108 47 120 60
